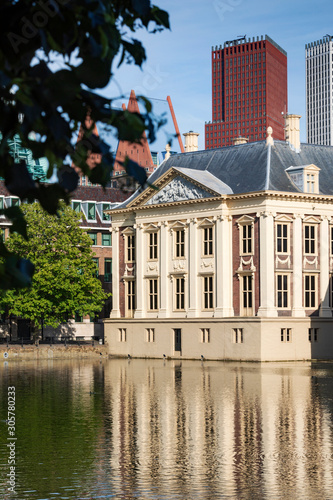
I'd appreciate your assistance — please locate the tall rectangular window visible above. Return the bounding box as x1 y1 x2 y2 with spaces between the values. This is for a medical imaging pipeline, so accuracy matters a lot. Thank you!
203 276 214 309
175 277 185 310
304 225 316 254
148 278 158 311
92 257 99 277
174 229 185 258
126 280 136 315
306 174 315 193
72 201 81 213
203 227 213 256
102 203 111 221
126 234 135 262
276 274 289 308
104 258 112 282
304 274 316 308
102 233 111 246
89 232 97 245
148 232 158 260
242 274 253 315
276 223 288 253
242 224 252 254
87 203 96 221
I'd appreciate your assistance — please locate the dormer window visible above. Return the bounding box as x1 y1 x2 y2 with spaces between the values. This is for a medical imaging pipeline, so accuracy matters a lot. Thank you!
285 164 320 194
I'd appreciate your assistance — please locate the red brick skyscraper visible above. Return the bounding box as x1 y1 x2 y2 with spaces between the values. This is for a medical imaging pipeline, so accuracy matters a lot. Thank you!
205 35 287 149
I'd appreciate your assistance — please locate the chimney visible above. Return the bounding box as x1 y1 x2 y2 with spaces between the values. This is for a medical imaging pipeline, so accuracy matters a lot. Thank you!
284 114 301 152
183 131 199 153
232 136 249 146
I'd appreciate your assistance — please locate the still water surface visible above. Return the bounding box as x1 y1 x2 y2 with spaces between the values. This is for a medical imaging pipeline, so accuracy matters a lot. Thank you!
1 359 333 499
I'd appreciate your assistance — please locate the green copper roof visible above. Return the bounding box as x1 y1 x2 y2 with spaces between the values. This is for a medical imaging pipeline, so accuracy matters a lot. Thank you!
3 134 49 182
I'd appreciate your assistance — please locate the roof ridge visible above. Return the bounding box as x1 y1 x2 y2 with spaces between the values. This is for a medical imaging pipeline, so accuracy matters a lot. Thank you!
264 143 271 190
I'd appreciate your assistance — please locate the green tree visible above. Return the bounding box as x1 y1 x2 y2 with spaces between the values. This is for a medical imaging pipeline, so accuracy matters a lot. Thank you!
0 0 169 286
0 202 109 335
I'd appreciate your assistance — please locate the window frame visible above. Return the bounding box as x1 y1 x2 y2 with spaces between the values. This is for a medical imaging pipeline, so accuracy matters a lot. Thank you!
146 328 155 343
174 276 185 311
202 226 214 257
233 328 244 343
275 222 290 254
101 233 111 246
125 234 135 263
240 273 254 316
304 274 317 308
125 279 136 317
174 228 185 259
104 258 112 283
148 278 158 311
201 328 210 343
303 224 317 255
276 273 290 309
281 328 292 342
202 275 214 310
88 232 97 246
148 231 158 261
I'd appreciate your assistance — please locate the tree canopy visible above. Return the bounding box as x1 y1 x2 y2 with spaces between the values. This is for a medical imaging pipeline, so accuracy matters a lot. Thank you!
0 0 169 286
0 202 110 329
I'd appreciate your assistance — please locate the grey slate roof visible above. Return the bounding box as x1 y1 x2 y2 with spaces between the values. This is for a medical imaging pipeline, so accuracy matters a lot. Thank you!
116 140 333 208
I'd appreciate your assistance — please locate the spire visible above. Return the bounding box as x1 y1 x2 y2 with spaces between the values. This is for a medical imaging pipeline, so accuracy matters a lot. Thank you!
113 90 154 176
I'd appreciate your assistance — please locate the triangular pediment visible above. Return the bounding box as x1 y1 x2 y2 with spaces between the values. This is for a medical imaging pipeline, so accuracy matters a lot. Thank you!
128 167 222 208
145 176 214 206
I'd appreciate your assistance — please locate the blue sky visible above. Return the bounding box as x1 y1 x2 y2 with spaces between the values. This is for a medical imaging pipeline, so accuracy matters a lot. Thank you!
105 0 333 152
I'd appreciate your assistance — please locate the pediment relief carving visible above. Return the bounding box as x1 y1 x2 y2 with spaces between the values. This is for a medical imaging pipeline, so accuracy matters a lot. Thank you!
145 176 213 206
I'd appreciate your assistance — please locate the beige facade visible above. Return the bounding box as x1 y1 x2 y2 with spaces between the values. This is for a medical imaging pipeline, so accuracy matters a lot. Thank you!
105 184 333 361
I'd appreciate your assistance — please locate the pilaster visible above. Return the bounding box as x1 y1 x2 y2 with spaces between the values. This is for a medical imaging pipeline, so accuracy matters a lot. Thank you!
257 211 278 317
215 214 234 317
292 214 306 317
134 223 145 318
187 218 198 317
159 221 169 317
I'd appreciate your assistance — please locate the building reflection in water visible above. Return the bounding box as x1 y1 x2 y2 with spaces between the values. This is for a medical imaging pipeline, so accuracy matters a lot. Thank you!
103 360 333 499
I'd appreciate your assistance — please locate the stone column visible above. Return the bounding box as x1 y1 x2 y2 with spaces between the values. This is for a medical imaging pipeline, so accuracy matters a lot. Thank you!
134 224 145 318
159 221 169 317
292 214 306 317
257 211 278 317
110 227 120 318
319 216 331 317
187 218 198 317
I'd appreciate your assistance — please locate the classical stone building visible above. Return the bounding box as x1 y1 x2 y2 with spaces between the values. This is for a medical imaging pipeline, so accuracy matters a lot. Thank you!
105 117 333 361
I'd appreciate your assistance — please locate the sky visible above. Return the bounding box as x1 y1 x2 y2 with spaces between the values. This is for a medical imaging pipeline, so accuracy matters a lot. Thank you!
104 0 333 153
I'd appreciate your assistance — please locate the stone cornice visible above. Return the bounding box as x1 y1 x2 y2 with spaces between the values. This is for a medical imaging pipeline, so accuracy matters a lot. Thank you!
108 189 333 216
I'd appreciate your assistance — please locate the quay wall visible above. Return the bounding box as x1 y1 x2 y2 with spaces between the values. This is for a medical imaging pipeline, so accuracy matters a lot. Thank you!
0 344 108 361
